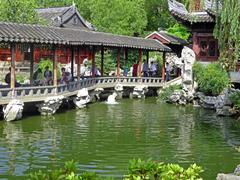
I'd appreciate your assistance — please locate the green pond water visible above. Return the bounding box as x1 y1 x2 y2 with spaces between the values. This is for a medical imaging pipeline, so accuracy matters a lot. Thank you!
0 98 240 179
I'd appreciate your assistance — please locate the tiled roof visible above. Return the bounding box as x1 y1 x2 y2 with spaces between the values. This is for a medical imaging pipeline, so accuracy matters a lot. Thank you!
36 5 94 30
204 0 220 16
168 0 215 23
0 22 171 52
146 31 188 45
158 31 188 45
0 22 65 44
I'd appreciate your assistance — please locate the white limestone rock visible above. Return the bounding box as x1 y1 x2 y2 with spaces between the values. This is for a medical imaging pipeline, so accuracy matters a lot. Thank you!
106 92 118 104
37 96 64 116
94 88 104 100
3 99 24 121
114 84 124 92
132 85 148 99
74 88 91 109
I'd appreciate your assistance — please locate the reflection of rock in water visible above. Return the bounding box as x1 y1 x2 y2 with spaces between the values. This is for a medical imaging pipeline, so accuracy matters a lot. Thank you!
75 109 89 130
0 105 3 120
3 122 24 175
172 106 195 158
219 118 240 149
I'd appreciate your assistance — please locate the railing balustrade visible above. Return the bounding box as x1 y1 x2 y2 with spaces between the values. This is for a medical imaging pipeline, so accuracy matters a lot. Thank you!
0 77 163 104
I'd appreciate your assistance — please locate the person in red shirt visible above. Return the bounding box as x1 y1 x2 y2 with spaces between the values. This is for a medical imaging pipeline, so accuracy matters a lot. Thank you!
132 61 138 77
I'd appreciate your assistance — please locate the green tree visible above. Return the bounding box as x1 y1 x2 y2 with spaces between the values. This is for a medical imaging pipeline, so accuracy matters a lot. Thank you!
0 0 41 24
89 0 147 36
144 0 175 32
214 0 240 71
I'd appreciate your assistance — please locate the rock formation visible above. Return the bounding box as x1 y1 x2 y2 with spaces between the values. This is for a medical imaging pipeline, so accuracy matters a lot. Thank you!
73 88 91 108
3 99 24 121
37 96 64 115
132 85 148 99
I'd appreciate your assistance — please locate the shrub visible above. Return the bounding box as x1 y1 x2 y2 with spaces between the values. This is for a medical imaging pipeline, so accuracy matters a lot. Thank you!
28 160 98 180
38 58 62 79
158 84 182 101
124 159 203 180
193 62 230 96
230 92 240 109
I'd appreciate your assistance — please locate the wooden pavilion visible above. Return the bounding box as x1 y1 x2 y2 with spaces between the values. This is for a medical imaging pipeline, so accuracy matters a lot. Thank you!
0 4 95 64
0 21 171 89
146 30 188 80
168 0 219 62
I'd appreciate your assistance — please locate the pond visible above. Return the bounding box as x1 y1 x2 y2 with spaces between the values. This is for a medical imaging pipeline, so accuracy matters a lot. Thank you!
0 98 240 179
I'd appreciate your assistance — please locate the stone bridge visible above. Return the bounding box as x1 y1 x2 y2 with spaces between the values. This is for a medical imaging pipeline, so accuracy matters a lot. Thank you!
0 77 167 105
0 76 183 121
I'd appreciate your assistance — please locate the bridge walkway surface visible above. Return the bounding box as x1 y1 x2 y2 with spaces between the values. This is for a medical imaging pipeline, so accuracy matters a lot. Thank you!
0 77 178 105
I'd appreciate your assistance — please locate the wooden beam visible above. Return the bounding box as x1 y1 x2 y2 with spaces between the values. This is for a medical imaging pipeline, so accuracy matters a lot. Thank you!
53 46 58 86
117 48 121 77
91 46 95 77
29 44 34 84
71 47 75 79
162 52 166 81
101 46 104 76
77 47 81 81
10 43 16 89
138 49 142 77
146 50 149 64
124 48 128 66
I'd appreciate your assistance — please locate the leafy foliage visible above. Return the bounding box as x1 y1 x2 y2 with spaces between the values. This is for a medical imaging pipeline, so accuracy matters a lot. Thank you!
230 92 240 109
124 159 203 180
144 0 175 32
158 84 182 101
214 0 240 71
193 62 230 96
28 160 98 180
89 0 147 36
0 0 43 24
38 59 62 79
167 24 190 40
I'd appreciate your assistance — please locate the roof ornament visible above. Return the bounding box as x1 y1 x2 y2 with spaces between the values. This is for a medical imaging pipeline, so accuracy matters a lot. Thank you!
72 1 76 7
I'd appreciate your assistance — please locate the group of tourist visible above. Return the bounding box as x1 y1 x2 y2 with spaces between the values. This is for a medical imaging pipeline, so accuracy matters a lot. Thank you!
32 66 72 86
4 66 72 87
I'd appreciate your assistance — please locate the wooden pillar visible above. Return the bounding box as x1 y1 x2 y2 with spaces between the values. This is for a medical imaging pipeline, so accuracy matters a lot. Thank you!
77 47 81 81
71 47 75 79
138 49 142 77
29 44 34 84
146 50 149 64
124 48 128 66
162 52 166 81
117 48 121 77
53 46 58 86
101 46 104 76
91 47 95 77
10 43 16 89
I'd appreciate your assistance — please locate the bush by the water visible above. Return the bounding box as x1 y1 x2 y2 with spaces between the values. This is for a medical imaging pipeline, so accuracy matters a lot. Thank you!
230 92 240 109
158 84 181 101
193 63 230 96
28 159 203 180
125 159 203 180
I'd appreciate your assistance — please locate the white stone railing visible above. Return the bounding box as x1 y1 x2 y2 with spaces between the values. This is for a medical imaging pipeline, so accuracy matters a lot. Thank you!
0 77 163 104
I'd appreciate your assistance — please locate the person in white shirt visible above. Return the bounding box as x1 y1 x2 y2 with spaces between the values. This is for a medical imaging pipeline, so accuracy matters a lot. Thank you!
166 62 171 81
150 61 157 77
142 60 149 77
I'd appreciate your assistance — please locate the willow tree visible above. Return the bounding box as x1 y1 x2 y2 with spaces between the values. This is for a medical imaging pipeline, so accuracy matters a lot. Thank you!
214 0 240 71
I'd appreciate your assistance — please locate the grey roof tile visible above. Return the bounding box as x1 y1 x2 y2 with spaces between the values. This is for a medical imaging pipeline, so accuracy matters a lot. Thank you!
0 22 171 51
168 0 215 23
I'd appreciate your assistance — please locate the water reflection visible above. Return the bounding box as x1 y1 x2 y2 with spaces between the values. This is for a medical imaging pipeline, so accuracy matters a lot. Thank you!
0 99 240 179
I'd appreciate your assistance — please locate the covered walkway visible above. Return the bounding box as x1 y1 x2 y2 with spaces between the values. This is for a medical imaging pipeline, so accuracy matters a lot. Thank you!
0 21 171 88
0 21 173 105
